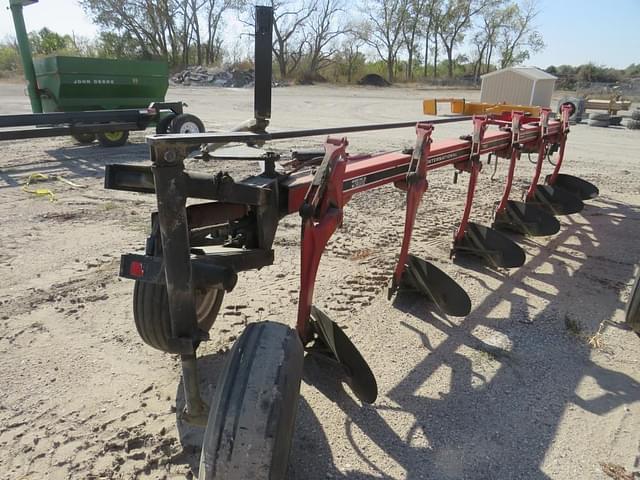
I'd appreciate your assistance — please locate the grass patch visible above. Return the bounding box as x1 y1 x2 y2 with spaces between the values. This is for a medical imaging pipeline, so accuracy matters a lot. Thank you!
102 201 118 211
600 462 636 480
564 314 582 335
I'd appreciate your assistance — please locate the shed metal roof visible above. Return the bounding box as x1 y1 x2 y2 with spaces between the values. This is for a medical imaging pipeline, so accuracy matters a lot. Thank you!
481 67 557 81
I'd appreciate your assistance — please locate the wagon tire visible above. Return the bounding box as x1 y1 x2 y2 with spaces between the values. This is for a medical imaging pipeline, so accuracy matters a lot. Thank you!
97 130 129 147
198 321 304 480
170 113 205 134
588 119 609 128
132 281 224 353
630 110 640 121
72 132 96 144
156 113 177 134
626 265 640 335
627 119 640 130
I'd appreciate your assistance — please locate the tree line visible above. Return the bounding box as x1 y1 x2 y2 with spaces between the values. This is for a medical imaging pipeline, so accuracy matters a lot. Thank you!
0 0 637 86
75 0 544 82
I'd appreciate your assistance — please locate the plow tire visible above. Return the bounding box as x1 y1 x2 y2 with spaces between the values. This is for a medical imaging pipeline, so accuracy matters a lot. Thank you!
588 119 609 128
133 281 224 353
627 119 640 130
631 110 640 121
626 266 640 335
199 322 303 480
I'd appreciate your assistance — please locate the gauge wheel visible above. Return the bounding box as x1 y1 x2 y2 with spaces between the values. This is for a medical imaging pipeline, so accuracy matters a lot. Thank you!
198 321 304 480
133 281 224 353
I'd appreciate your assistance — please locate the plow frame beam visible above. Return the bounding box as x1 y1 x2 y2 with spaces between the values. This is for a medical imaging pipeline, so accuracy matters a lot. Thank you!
105 109 572 421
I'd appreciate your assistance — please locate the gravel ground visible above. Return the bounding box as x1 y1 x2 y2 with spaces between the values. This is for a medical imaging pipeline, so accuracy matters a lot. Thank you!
1 82 640 480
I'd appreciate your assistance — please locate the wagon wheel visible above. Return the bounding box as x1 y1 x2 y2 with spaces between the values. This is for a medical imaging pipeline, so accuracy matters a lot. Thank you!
198 322 304 480
71 132 96 144
156 113 177 134
170 113 205 134
97 130 129 147
132 281 224 353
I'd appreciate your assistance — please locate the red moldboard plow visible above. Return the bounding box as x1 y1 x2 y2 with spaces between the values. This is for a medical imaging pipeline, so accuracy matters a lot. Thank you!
102 6 599 480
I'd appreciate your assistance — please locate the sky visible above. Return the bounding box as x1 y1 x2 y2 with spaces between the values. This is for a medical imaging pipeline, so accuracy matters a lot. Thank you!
0 0 638 69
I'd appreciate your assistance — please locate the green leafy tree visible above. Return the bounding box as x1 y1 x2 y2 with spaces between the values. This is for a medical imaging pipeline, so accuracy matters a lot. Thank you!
29 28 74 55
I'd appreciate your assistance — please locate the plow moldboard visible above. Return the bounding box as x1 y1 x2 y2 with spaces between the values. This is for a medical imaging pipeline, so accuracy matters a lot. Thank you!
401 254 471 317
546 173 599 201
455 222 526 269
529 184 584 215
493 200 561 237
309 306 378 404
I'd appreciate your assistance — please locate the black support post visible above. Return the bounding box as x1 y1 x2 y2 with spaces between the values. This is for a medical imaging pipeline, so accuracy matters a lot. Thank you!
151 149 208 425
254 6 273 130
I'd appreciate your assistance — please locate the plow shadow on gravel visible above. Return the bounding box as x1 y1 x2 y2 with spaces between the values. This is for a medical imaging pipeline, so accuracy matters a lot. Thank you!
285 199 640 479
0 143 148 190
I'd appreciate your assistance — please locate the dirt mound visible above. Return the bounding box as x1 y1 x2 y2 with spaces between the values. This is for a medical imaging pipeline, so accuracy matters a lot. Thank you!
358 73 390 87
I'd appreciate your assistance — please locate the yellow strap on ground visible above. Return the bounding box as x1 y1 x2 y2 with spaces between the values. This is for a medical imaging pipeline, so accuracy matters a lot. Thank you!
22 172 86 201
22 185 56 202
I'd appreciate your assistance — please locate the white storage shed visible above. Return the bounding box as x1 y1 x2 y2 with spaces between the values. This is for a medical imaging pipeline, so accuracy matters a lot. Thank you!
480 67 557 107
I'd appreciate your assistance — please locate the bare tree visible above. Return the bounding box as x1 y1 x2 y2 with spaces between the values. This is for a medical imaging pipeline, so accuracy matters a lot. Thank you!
335 31 365 82
82 0 242 67
471 0 504 80
81 0 176 59
360 0 409 82
303 0 347 77
401 0 427 80
438 0 492 78
422 0 439 78
204 0 238 64
498 0 544 68
262 0 316 78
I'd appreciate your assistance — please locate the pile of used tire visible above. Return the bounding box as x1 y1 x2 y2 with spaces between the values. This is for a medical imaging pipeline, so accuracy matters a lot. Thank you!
588 112 609 127
558 97 585 124
587 112 623 127
628 109 640 130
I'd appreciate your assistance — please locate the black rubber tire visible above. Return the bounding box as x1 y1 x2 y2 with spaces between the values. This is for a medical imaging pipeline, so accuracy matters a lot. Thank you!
97 130 129 147
627 119 640 130
132 281 224 353
156 113 177 134
170 113 205 134
589 112 610 122
198 322 304 480
626 265 640 334
631 110 640 121
71 133 96 144
559 101 577 117
609 115 623 126
588 119 609 128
